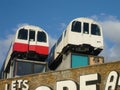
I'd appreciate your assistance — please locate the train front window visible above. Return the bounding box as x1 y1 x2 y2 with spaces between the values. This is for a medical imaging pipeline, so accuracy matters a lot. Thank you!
91 24 101 36
83 23 89 34
71 21 81 32
29 30 35 41
18 29 28 40
37 31 46 42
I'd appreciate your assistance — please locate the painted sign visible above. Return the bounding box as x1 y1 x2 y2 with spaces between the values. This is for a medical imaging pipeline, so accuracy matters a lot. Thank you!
5 80 29 90
1 61 120 90
4 71 120 90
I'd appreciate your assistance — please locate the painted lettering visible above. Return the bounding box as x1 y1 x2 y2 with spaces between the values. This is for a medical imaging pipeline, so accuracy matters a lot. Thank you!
5 80 29 90
17 80 23 88
11 80 16 90
80 73 99 90
57 80 77 90
35 86 51 90
22 80 29 90
105 71 119 90
5 84 10 90
5 71 120 90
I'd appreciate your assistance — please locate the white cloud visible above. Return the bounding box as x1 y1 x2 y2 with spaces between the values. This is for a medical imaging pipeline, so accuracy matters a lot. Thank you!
100 20 120 43
92 14 120 62
0 34 14 68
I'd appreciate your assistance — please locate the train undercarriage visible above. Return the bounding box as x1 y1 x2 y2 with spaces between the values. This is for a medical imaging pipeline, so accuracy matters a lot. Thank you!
11 51 48 61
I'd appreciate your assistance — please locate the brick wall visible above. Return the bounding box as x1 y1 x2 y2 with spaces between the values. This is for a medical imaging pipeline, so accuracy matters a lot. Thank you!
0 61 120 90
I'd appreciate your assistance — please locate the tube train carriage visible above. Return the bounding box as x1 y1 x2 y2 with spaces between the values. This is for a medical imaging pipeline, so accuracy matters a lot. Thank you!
47 17 104 70
5 25 49 67
12 25 49 60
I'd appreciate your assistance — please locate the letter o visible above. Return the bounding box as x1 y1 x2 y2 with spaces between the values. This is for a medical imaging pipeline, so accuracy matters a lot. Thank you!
35 86 51 90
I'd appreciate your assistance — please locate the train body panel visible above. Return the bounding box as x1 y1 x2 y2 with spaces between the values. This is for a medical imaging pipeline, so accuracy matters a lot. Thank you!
4 43 13 71
29 45 49 55
13 42 28 52
13 42 49 55
47 17 104 68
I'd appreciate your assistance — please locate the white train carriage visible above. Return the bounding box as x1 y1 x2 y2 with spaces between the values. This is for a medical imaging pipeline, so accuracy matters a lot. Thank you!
47 17 104 69
12 25 49 60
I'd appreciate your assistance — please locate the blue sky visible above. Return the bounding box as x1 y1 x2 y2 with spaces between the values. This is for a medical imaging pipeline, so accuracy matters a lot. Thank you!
0 0 120 68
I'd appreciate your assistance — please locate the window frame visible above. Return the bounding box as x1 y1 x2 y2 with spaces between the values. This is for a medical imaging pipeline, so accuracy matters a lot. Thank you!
91 24 101 36
29 30 35 41
83 22 89 34
37 31 47 42
71 21 81 33
18 29 28 40
14 61 46 76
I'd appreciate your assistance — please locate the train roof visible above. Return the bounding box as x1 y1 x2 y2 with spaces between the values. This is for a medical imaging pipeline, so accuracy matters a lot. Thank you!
17 25 47 32
70 17 100 24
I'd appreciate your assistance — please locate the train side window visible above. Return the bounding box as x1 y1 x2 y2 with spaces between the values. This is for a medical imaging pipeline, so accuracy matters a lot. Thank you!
29 30 35 41
57 35 62 46
37 31 47 42
71 21 81 32
91 24 101 36
64 30 66 37
18 29 28 40
47 44 56 62
83 23 89 34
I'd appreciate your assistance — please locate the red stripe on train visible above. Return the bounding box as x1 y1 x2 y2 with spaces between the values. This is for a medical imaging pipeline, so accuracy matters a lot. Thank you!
13 43 49 55
29 45 49 55
13 43 28 52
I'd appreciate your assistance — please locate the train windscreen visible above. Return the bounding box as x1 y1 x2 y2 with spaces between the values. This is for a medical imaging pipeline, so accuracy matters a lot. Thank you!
91 24 101 36
37 31 47 42
18 29 28 40
71 21 81 33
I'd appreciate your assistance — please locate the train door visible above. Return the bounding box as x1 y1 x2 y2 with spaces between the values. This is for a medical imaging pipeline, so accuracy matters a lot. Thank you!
36 31 49 55
28 30 36 52
82 22 90 44
70 21 82 45
90 24 103 48
15 29 29 51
